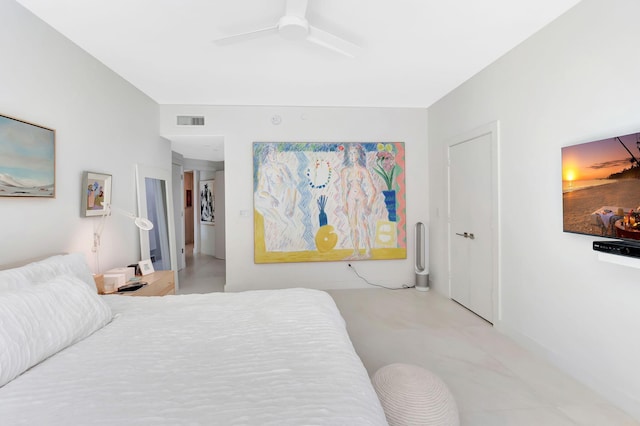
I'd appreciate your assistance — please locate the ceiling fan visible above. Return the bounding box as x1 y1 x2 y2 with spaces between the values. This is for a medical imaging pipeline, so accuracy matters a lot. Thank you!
213 0 359 58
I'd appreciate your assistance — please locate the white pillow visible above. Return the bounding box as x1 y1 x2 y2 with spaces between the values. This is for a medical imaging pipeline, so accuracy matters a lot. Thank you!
0 253 96 292
0 274 112 387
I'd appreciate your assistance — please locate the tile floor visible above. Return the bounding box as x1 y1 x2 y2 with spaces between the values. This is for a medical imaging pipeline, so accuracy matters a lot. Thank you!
176 252 638 425
176 249 225 294
327 289 638 425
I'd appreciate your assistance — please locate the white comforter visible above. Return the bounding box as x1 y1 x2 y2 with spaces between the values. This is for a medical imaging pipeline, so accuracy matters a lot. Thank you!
0 289 386 425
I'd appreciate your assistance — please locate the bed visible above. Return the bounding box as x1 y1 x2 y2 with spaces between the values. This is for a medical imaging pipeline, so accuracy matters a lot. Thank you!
0 254 387 425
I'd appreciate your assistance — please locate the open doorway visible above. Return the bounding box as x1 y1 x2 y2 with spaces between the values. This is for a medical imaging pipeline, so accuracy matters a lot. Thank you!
170 137 225 294
184 170 195 256
176 164 226 294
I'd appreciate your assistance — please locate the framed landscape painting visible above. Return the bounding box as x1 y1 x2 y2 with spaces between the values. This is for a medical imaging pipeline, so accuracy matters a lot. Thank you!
253 142 407 264
0 114 55 197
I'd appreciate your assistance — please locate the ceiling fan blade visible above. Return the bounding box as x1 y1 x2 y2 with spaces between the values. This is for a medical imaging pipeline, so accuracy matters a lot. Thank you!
214 25 278 46
307 25 359 58
285 0 308 18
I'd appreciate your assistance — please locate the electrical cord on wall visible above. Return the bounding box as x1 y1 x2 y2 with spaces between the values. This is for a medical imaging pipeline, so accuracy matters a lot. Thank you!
347 263 415 290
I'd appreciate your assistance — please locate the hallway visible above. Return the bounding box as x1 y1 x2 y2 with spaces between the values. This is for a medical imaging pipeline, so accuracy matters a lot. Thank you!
177 245 225 294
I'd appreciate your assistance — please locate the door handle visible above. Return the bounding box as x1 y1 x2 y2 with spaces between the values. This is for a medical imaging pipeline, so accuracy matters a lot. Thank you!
455 232 475 239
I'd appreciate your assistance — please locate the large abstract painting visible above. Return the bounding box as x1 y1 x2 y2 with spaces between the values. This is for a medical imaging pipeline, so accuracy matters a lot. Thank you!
253 142 406 263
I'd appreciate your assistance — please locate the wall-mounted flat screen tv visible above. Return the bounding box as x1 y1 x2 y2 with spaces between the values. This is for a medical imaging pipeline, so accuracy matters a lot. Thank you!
562 131 640 241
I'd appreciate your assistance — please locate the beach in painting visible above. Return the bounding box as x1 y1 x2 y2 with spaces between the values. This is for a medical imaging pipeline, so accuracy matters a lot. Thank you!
562 179 640 235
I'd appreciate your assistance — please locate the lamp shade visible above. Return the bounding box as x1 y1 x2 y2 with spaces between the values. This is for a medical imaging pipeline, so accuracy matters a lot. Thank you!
108 204 154 231
134 217 154 231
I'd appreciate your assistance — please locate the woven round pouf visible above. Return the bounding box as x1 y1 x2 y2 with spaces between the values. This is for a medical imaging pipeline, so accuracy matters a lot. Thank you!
372 363 459 426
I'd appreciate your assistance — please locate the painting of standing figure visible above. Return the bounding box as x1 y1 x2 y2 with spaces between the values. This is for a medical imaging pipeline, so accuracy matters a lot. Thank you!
200 179 215 225
253 142 406 263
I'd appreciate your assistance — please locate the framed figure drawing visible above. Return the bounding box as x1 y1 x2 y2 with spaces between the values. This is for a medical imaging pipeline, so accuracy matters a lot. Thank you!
81 171 112 217
0 114 55 197
200 179 214 225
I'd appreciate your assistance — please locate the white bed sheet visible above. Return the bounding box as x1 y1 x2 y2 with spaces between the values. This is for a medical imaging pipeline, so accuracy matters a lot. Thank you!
0 288 386 425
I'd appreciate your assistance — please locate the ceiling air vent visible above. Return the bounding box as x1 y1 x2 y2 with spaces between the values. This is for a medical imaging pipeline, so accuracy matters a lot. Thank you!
177 115 205 126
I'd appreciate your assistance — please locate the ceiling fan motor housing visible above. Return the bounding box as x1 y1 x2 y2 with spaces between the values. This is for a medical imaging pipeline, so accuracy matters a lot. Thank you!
213 0 358 57
278 15 309 40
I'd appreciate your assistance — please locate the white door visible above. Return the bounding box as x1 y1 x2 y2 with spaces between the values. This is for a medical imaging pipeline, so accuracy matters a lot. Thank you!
449 124 498 323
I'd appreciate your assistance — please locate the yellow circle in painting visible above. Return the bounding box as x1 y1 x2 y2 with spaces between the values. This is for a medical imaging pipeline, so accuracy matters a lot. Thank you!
315 225 338 253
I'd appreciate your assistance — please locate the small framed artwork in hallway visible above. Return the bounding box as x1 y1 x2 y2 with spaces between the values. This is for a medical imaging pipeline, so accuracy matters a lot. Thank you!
200 179 215 225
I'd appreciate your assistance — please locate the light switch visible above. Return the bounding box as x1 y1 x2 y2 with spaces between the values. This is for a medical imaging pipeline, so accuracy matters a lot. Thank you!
240 210 250 217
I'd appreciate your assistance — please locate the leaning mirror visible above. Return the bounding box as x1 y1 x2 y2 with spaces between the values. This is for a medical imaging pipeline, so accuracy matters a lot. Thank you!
135 165 178 282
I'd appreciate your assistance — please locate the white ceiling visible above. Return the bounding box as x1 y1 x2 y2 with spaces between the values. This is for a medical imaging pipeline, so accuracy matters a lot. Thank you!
15 0 580 161
171 136 225 162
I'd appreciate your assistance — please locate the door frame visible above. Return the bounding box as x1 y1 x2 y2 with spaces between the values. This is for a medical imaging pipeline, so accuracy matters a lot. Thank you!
171 161 186 271
447 120 501 324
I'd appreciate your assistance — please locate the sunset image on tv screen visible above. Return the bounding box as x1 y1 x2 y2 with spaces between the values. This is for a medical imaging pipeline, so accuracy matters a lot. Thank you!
562 131 640 240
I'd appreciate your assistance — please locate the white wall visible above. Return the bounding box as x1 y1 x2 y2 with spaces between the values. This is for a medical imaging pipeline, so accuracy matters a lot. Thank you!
428 0 640 418
0 1 168 272
214 170 226 260
161 106 428 291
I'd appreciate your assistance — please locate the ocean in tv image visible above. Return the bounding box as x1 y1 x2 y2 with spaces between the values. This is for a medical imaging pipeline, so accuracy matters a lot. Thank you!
562 131 640 240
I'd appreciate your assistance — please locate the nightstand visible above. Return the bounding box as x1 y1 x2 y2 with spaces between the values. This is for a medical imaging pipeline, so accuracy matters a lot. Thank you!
96 270 175 296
